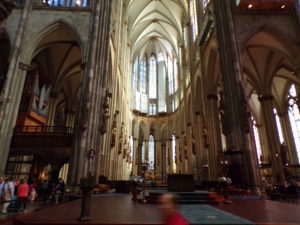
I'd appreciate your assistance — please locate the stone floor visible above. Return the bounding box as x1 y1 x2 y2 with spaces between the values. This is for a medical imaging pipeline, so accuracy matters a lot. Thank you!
13 194 255 225
216 199 300 225
2 194 300 225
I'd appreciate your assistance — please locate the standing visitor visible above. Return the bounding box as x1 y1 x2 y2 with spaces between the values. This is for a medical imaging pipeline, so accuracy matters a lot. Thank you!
17 179 29 213
52 178 65 204
0 176 4 200
158 194 189 225
29 181 38 204
1 178 14 214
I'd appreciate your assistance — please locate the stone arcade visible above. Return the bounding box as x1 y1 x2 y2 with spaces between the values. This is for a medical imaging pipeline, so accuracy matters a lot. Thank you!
1 0 300 225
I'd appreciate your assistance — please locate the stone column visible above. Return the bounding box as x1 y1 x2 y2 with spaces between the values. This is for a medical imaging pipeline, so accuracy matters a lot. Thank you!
0 0 32 176
46 92 58 126
205 94 221 181
155 140 161 179
258 96 285 182
137 143 142 176
213 0 260 188
161 142 167 183
278 111 299 165
68 0 112 185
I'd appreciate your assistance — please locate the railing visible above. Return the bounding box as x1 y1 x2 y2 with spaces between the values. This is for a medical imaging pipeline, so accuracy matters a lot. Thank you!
14 126 74 134
32 0 91 8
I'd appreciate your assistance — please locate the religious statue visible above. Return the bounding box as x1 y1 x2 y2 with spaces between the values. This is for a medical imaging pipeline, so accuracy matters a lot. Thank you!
99 89 112 134
118 123 124 154
80 88 90 131
191 127 196 155
219 91 230 135
110 110 119 148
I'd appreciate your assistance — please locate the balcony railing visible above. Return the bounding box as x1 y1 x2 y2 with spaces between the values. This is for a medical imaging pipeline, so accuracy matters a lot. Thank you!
33 0 91 8
14 126 74 135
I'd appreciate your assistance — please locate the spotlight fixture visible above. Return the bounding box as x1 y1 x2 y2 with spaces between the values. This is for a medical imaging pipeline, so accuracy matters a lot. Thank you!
281 5 286 9
248 4 253 9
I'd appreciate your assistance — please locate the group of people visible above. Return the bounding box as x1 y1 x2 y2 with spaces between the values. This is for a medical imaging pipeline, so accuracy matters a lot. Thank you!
0 176 66 214
0 176 37 214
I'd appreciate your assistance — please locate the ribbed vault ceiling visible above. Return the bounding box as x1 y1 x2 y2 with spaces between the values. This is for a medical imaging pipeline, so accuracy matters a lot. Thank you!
127 0 187 59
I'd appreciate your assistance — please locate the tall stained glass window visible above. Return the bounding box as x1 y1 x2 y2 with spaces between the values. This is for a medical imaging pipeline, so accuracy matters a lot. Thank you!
149 135 155 170
141 141 145 162
140 55 147 94
149 55 157 99
130 136 134 160
190 0 198 41
251 117 262 163
274 108 284 144
133 57 139 90
46 0 88 7
288 84 300 163
174 58 178 92
172 135 176 172
168 57 174 95
149 103 156 115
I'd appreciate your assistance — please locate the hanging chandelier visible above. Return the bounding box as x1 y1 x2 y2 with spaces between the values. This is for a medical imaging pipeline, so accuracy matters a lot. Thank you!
0 0 15 25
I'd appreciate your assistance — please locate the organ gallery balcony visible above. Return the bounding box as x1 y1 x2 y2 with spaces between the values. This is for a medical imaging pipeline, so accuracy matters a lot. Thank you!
10 126 74 161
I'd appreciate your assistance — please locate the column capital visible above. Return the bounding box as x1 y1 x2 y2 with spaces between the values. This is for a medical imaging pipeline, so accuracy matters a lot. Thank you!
18 63 30 71
258 95 274 102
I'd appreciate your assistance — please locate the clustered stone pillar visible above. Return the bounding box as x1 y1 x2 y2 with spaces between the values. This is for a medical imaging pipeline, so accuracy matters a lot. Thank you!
68 0 112 186
161 142 167 183
258 95 285 183
213 0 259 188
0 0 32 176
278 111 299 166
205 93 222 181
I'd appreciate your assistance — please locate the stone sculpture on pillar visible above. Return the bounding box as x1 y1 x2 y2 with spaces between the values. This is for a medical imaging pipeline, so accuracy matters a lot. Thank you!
118 123 124 155
219 91 230 136
99 89 112 135
110 110 119 148
80 88 90 131
191 127 196 155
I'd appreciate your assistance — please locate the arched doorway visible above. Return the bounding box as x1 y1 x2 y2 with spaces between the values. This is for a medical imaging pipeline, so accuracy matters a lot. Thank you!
7 22 83 182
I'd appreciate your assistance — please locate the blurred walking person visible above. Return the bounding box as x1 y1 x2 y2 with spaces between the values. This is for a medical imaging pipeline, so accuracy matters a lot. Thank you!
158 194 189 225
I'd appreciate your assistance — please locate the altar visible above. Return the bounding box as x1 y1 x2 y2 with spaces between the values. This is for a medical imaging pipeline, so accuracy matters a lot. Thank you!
167 174 194 192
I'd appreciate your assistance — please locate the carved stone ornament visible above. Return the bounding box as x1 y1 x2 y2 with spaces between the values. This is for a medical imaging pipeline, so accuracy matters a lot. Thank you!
99 89 112 134
219 91 230 135
110 111 119 148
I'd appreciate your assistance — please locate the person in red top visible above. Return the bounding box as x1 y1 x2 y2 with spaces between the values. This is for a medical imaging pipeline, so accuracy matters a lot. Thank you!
17 179 29 213
158 194 189 225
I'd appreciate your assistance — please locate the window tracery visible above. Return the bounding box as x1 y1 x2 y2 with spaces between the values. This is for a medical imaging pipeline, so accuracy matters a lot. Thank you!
190 0 198 41
149 135 155 170
172 134 176 172
288 84 300 163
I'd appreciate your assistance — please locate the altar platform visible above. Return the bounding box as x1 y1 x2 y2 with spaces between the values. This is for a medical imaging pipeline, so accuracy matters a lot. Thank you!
12 194 300 225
